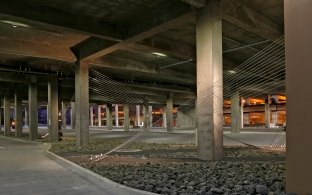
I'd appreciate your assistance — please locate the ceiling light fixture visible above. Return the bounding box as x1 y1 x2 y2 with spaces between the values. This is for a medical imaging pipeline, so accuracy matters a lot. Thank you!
228 70 236 74
152 52 167 57
0 20 30 28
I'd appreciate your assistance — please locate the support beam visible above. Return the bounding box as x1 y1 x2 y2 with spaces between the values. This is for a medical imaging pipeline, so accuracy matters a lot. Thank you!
70 102 76 129
265 95 270 128
0 0 122 41
62 102 67 129
124 104 130 132
166 93 174 133
106 103 113 130
220 0 282 40
90 56 195 85
90 107 94 127
98 105 102 127
75 61 89 146
114 104 119 127
149 106 153 127
3 94 10 136
136 105 141 126
14 85 23 137
48 77 59 142
143 100 149 132
196 0 223 161
285 0 312 193
182 0 282 40
28 76 38 140
0 37 75 62
76 1 193 60
230 92 242 133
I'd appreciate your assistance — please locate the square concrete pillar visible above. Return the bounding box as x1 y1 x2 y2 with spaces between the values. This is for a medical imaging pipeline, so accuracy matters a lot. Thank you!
0 97 2 132
196 0 223 161
48 77 59 142
70 102 76 129
24 106 28 127
62 102 67 129
106 103 113 130
166 93 174 133
124 104 130 131
75 61 89 146
230 92 242 133
28 76 38 140
143 100 149 131
136 105 141 126
98 105 102 127
14 85 23 137
149 106 153 127
285 0 312 193
162 107 167 128
89 106 94 126
115 104 119 127
4 94 11 136
265 95 271 128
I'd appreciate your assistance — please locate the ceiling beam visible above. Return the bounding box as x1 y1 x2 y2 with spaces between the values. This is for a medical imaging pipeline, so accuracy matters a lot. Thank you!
75 1 193 60
131 36 196 60
0 0 123 41
220 0 282 40
0 37 75 62
90 56 196 85
182 0 282 40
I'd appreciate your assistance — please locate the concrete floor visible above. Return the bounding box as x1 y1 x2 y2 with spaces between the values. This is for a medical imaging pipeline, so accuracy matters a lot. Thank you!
0 137 153 195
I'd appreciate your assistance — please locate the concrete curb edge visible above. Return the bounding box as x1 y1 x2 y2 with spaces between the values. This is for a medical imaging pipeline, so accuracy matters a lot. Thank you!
44 150 158 195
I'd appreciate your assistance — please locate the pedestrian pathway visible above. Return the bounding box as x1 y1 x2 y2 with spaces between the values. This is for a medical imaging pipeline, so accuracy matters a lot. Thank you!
0 136 154 195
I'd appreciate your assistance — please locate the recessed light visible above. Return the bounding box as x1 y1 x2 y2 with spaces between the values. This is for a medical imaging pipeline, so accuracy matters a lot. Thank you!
0 20 30 28
228 70 236 74
152 52 167 57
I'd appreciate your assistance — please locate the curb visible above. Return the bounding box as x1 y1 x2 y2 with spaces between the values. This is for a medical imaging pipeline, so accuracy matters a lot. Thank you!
44 150 158 195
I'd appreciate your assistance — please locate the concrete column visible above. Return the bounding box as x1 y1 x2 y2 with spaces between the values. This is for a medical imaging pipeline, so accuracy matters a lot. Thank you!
124 104 129 131
62 102 67 129
3 94 11 136
28 76 38 140
230 92 242 133
115 104 119 127
15 86 23 137
136 105 140 126
0 97 2 131
143 100 149 131
149 106 153 127
98 105 102 127
75 61 89 146
265 95 270 128
24 106 28 127
70 102 76 129
163 107 167 128
90 107 94 126
196 0 223 161
106 103 113 130
166 93 173 132
48 77 59 142
285 1 312 193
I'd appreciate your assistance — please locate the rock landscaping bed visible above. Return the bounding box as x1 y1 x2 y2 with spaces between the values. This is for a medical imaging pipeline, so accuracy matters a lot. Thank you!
50 135 286 195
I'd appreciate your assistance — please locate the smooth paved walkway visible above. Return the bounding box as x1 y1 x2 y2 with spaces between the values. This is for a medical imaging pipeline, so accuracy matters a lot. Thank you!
0 136 153 195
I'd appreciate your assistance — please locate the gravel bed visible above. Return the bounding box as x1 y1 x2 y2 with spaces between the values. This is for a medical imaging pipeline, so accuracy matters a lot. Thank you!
78 160 285 195
51 136 286 195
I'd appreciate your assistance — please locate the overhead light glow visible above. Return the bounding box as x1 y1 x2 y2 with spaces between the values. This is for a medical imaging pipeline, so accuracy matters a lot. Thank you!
152 52 167 57
228 70 236 74
0 20 30 28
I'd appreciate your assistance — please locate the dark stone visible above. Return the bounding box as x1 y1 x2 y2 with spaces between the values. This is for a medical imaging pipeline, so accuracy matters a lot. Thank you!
256 185 269 195
210 187 224 194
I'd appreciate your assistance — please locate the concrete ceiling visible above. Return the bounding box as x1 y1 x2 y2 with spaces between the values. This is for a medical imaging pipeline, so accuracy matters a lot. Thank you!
0 0 284 104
